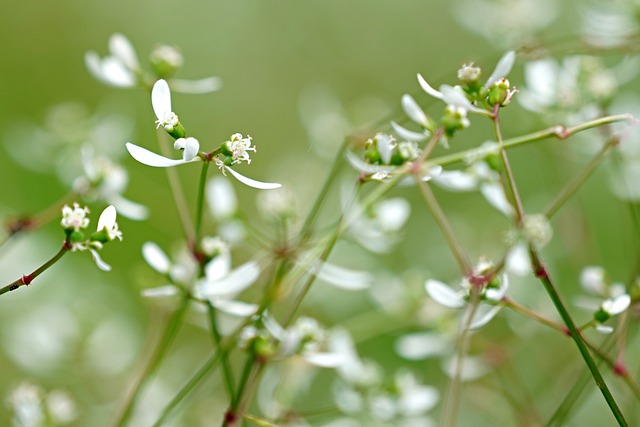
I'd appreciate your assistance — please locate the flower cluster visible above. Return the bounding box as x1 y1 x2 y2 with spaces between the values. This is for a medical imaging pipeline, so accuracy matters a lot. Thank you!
60 203 122 271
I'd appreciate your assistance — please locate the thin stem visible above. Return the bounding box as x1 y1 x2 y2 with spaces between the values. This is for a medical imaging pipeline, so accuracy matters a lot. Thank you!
156 132 194 243
544 135 618 218
441 289 481 427
112 295 190 427
222 355 260 427
299 138 349 244
529 249 628 426
415 179 471 274
0 239 71 296
503 297 565 333
152 352 222 427
492 107 525 225
429 114 631 168
195 161 211 244
206 301 235 399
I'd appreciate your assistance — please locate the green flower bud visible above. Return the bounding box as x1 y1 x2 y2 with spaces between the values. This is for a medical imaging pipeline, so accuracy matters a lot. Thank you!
488 78 511 106
594 308 611 323
364 144 381 164
69 230 86 244
89 229 110 244
150 45 184 79
167 122 186 139
441 105 470 137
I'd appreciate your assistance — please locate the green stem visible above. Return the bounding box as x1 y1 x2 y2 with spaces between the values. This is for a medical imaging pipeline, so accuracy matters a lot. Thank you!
157 132 194 243
415 179 471 274
0 239 71 296
428 114 631 168
206 301 235 399
503 297 565 333
441 289 481 427
222 355 259 427
112 295 190 427
195 161 211 244
299 139 349 244
544 135 618 218
529 249 628 426
152 352 222 427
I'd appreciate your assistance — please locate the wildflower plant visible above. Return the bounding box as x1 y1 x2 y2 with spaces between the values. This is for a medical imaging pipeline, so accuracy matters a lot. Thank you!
1 5 640 427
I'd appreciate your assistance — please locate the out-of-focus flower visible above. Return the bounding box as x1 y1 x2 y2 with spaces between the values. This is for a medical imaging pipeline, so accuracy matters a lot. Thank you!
580 0 640 48
454 0 558 47
86 33 221 93
7 381 77 427
425 259 508 329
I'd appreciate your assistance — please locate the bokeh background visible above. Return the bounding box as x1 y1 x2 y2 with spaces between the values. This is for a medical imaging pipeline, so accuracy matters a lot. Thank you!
0 0 638 426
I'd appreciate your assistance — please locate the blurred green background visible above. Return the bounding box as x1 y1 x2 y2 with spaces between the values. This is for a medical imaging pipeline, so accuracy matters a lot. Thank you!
0 1 638 426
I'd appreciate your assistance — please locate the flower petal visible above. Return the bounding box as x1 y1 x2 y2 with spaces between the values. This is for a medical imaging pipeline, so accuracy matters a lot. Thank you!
170 77 223 94
401 94 428 127
109 33 139 70
152 79 172 122
222 165 281 189
198 261 260 297
432 170 478 191
314 261 373 291
207 177 237 219
108 194 149 221
425 279 465 308
100 57 136 87
89 249 111 272
212 299 259 317
391 121 428 142
469 305 502 329
417 74 444 100
395 332 449 360
126 143 200 167
602 294 631 315
485 51 516 89
303 352 345 368
140 285 179 298
142 242 171 274
480 182 514 217
182 137 200 161
97 205 117 232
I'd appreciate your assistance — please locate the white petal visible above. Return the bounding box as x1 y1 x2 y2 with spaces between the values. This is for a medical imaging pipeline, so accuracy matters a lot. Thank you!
506 243 531 276
211 299 259 317
100 57 136 87
314 261 373 290
602 294 631 315
345 151 397 175
485 51 516 89
417 74 444 100
89 249 111 272
484 274 508 301
142 242 171 274
182 137 200 161
97 205 117 231
170 77 223 94
152 79 172 121
441 355 489 381
108 194 149 221
480 182 514 217
198 261 260 297
84 51 105 82
432 170 478 191
469 305 502 330
401 94 428 127
207 177 237 219
376 133 395 165
395 332 449 360
126 143 199 167
391 121 429 141
425 279 465 308
262 311 287 341
580 266 607 295
398 385 439 416
222 165 281 189
303 352 345 368
109 33 139 70
140 285 179 298
204 250 231 282
375 198 411 232
596 325 614 334
440 85 484 113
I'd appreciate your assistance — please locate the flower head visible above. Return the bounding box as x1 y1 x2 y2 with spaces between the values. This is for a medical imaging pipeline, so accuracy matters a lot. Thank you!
221 133 256 166
152 79 185 138
60 203 90 232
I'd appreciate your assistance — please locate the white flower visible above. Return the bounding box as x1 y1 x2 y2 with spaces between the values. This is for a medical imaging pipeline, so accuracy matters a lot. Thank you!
417 51 515 113
85 33 139 88
223 133 256 165
152 79 181 132
86 34 222 93
345 196 411 253
522 214 553 248
425 261 509 329
601 294 631 316
60 203 90 231
125 142 201 167
192 249 261 317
